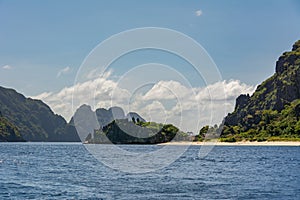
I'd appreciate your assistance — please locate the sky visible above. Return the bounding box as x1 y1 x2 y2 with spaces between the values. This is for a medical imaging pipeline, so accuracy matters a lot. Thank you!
1 0 300 133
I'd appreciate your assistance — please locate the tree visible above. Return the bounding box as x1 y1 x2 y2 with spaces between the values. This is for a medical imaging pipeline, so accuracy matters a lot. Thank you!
199 125 209 136
132 117 136 123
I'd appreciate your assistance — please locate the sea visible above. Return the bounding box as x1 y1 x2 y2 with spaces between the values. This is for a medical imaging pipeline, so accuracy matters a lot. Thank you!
0 143 299 200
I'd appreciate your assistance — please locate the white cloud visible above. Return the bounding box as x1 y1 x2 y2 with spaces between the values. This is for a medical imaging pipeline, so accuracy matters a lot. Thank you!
56 66 71 78
138 79 255 133
195 80 255 101
143 81 190 101
2 65 12 70
31 92 53 100
31 75 255 133
195 10 203 16
31 70 127 121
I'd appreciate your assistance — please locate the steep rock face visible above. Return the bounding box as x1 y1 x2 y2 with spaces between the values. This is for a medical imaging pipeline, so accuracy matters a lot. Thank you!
95 106 125 128
72 105 146 142
74 105 145 129
0 86 79 141
223 40 300 133
292 40 300 51
235 94 250 110
224 94 250 126
72 104 99 142
109 107 125 120
276 40 300 74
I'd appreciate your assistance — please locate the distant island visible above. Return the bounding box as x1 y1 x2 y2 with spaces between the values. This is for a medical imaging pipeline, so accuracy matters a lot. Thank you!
1 40 300 143
72 104 189 144
0 86 188 143
86 119 189 144
195 40 300 142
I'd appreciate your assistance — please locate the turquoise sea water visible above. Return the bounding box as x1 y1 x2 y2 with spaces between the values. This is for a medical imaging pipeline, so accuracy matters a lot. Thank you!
0 143 299 199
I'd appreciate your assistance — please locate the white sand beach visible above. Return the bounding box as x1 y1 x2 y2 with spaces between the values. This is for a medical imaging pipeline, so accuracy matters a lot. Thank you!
158 141 300 146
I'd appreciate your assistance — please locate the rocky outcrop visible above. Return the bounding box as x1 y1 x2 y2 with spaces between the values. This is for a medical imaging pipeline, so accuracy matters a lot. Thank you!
222 40 300 136
71 105 147 142
276 40 300 74
72 104 99 142
126 112 146 123
95 106 125 128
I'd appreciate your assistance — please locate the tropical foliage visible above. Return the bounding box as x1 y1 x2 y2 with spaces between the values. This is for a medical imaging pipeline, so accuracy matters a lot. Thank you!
87 119 189 144
0 86 79 142
218 40 300 142
0 112 24 142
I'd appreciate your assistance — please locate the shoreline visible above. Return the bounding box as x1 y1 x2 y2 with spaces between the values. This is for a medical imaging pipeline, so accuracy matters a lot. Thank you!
1 141 300 146
158 141 300 146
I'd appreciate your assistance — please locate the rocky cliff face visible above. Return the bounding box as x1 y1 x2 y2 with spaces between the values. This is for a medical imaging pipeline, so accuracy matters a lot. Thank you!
0 86 79 142
95 106 125 128
71 105 146 142
222 40 300 136
71 104 100 142
276 40 300 74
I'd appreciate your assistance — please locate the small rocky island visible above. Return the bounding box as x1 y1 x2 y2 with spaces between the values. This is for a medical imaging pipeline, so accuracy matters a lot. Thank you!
72 104 189 144
87 119 189 144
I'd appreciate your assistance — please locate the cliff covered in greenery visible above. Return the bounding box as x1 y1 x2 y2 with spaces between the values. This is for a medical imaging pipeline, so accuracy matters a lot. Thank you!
0 86 79 142
0 111 25 142
221 40 300 141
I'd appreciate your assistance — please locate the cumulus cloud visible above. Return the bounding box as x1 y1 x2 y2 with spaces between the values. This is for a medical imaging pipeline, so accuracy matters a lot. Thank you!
31 75 255 133
138 79 255 132
31 70 127 121
195 10 203 16
195 80 255 101
56 66 71 78
2 65 12 70
143 81 190 100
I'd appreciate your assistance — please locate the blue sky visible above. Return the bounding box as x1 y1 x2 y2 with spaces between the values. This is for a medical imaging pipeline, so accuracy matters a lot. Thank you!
1 0 300 96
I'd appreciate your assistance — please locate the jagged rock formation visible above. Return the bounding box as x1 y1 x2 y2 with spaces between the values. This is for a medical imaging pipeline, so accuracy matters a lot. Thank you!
71 105 147 142
71 104 99 142
126 112 146 123
71 105 188 144
95 106 125 127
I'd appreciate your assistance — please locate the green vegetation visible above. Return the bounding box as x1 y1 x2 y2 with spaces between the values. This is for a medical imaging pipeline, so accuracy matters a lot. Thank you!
87 119 189 144
0 86 79 142
220 99 300 141
218 40 300 142
193 125 221 142
2 40 300 143
0 112 25 142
